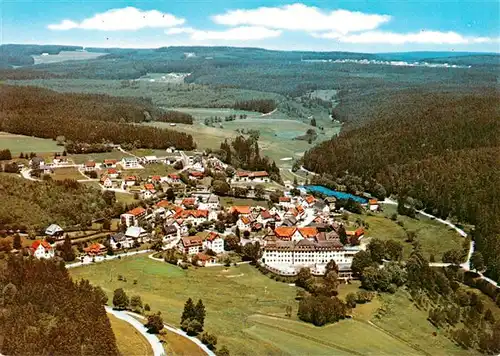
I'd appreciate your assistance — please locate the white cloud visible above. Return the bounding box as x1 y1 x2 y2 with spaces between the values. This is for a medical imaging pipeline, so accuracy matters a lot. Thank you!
313 30 499 44
48 7 184 31
212 3 390 34
165 26 282 41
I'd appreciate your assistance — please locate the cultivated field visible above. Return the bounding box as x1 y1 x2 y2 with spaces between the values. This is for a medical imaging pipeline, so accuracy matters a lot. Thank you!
219 197 268 208
51 167 85 181
0 132 60 155
70 256 470 356
108 313 154 356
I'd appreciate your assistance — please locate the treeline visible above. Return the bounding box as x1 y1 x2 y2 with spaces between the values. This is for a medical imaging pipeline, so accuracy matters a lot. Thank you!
303 92 500 281
0 85 196 150
157 111 194 124
0 256 118 355
233 99 276 113
218 135 281 183
0 69 60 80
0 175 120 230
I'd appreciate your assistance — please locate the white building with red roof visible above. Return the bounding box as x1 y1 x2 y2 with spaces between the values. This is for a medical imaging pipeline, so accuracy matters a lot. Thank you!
202 232 224 254
120 206 147 227
30 240 55 259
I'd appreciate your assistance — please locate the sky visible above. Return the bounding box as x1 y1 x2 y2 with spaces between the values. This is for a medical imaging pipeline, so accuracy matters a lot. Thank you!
1 0 499 52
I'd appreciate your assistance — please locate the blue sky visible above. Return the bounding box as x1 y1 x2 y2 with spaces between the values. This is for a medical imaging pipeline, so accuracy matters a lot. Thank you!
1 0 499 52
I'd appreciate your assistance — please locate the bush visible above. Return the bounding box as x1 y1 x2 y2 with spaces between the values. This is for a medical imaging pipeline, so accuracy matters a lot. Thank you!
145 313 164 334
200 332 218 350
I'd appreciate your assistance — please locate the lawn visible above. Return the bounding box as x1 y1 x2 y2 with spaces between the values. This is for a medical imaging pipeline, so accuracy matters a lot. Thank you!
69 151 127 164
116 192 140 205
354 205 464 261
219 197 268 208
123 163 176 179
51 167 85 181
107 313 154 356
373 290 477 356
69 256 467 356
0 132 60 155
159 330 206 356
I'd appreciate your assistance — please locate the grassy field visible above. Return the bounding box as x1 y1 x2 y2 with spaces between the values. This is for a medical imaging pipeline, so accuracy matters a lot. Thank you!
373 290 478 356
69 256 470 356
122 163 176 179
116 192 139 205
69 151 128 164
0 132 60 155
357 205 464 261
107 313 154 356
160 330 206 356
219 197 268 208
51 167 85 181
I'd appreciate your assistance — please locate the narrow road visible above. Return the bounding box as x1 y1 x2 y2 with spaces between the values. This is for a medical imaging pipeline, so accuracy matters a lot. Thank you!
131 313 215 356
105 307 165 356
381 198 498 287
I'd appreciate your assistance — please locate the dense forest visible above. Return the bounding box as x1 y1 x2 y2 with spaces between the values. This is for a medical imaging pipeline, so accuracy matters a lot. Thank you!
303 91 500 281
157 110 194 124
0 85 195 150
0 175 120 230
218 135 282 183
0 256 119 355
233 99 276 113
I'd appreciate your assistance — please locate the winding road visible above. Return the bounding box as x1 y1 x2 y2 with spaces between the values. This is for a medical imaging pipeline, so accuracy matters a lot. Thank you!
106 306 165 356
381 198 498 287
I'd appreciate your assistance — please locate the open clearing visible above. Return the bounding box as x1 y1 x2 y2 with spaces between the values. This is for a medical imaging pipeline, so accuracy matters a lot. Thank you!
70 255 469 356
108 313 154 356
0 132 60 155
51 167 84 181
355 205 464 261
32 51 106 64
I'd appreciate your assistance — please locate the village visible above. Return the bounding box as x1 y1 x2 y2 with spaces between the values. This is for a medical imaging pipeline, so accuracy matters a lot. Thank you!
24 146 379 279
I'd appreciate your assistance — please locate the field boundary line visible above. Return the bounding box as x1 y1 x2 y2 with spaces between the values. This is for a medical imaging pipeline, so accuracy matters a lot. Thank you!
248 316 362 355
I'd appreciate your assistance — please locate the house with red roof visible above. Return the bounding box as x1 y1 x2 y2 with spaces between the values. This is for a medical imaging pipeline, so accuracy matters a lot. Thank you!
175 210 209 226
178 236 203 255
229 206 252 216
84 243 106 256
84 161 96 172
231 170 270 183
368 199 379 212
195 252 218 266
30 240 55 259
189 171 204 180
181 198 197 209
107 168 119 179
124 176 137 187
151 175 161 183
167 173 181 184
237 215 254 231
120 206 147 227
202 232 224 254
100 175 113 188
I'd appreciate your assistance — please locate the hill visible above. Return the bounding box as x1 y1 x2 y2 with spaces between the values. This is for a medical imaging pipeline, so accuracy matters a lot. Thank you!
303 91 500 280
0 256 118 355
0 85 195 150
0 175 118 230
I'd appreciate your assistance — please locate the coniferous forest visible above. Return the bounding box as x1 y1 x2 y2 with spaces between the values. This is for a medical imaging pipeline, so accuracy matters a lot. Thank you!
303 91 500 281
0 85 196 150
0 256 119 355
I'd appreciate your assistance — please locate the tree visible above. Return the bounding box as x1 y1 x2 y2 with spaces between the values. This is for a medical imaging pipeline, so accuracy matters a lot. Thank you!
102 219 111 230
442 249 463 265
61 234 76 262
367 238 385 263
338 225 348 245
345 293 357 309
212 180 230 196
360 267 379 291
12 234 21 250
385 239 403 261
323 271 339 296
184 319 202 336
325 260 339 275
217 345 230 356
200 332 218 350
130 295 143 313
113 288 129 310
351 250 373 277
254 185 265 200
146 313 164 334
310 118 317 127
296 267 312 289
181 298 196 324
470 251 485 271
166 188 175 201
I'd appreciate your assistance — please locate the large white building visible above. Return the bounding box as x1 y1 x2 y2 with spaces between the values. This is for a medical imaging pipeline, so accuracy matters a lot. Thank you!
261 238 361 278
202 232 225 254
30 240 55 259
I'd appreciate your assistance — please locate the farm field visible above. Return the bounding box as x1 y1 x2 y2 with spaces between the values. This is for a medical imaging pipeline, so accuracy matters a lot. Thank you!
51 167 85 181
121 163 176 179
0 132 60 155
69 256 469 356
107 313 154 356
219 197 268 208
356 205 465 261
69 151 128 164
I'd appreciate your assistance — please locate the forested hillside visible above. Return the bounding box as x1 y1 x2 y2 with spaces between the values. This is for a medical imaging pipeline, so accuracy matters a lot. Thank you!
0 85 195 150
303 92 500 280
0 256 118 355
0 176 119 230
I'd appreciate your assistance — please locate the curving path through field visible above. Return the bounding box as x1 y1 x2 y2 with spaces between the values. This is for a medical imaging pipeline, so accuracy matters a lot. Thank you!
106 307 165 356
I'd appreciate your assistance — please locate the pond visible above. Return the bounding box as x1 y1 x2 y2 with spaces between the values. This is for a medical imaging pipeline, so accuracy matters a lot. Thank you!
300 185 367 203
